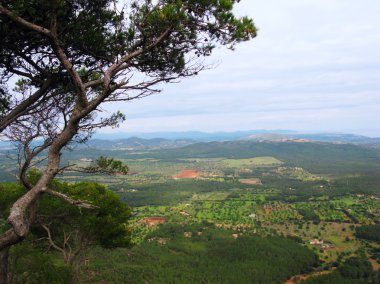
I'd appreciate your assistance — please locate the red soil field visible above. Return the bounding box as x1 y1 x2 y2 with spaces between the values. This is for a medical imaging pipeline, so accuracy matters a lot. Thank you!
174 169 201 179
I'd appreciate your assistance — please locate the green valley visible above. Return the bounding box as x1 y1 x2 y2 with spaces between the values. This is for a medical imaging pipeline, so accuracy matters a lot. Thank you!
1 139 379 283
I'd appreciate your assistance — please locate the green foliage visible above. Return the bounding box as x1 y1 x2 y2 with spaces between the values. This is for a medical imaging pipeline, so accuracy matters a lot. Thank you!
2 0 124 63
0 183 25 217
1 176 131 281
117 179 246 206
302 256 374 284
83 156 129 175
34 181 131 249
125 0 256 75
338 256 373 279
96 156 128 175
0 81 10 117
0 184 25 234
1 0 256 85
9 242 72 284
82 225 319 283
355 224 380 243
124 141 380 175
0 218 7 234
296 208 321 224
0 173 131 260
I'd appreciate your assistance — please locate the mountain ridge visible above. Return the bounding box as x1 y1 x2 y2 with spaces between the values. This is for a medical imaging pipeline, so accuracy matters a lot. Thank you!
92 131 380 145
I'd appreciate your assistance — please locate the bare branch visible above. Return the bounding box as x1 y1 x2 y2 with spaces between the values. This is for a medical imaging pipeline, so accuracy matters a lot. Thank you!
58 164 76 174
41 224 64 254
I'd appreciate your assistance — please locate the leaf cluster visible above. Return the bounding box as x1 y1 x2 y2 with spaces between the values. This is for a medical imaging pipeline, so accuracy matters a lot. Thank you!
32 180 132 249
127 0 256 76
0 0 256 149
83 155 129 175
0 172 132 249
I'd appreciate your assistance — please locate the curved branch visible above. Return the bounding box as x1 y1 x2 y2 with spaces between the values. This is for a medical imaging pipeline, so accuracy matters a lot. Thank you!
19 139 52 190
0 229 23 251
49 10 88 108
0 5 51 36
0 78 54 133
41 224 64 254
104 26 173 86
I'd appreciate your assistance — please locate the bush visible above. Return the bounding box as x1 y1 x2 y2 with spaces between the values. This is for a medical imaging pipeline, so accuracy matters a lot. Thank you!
9 243 72 284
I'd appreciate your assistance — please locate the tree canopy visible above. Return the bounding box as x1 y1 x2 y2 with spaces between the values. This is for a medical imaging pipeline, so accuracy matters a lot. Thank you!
1 178 131 280
0 0 256 132
0 0 256 281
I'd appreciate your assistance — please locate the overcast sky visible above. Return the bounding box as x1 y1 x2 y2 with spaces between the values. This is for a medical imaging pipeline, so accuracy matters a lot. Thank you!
102 0 380 137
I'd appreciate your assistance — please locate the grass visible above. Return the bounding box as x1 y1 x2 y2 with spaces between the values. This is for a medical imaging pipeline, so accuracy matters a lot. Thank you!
191 191 231 201
269 222 362 263
221 157 283 167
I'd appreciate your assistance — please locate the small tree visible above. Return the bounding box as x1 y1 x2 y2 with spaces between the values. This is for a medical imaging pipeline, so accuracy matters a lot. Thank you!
0 0 256 281
34 181 131 278
1 178 131 282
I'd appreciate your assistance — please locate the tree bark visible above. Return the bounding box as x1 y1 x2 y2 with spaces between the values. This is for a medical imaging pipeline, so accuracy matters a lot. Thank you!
0 247 9 284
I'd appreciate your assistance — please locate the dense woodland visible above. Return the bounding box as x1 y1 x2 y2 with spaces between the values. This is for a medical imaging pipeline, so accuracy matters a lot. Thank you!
82 224 320 283
355 224 380 243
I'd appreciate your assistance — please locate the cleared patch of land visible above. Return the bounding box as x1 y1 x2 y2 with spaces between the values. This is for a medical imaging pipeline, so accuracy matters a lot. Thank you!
239 178 262 185
221 156 283 167
173 169 202 179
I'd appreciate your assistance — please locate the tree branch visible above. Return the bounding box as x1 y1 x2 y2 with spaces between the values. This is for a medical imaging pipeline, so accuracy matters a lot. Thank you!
0 78 54 133
49 11 88 108
41 224 65 254
45 189 98 209
0 5 51 37
104 26 173 85
0 229 23 251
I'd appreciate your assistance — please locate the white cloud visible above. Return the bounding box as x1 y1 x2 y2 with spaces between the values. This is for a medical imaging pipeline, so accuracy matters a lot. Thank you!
114 103 379 137
101 0 380 136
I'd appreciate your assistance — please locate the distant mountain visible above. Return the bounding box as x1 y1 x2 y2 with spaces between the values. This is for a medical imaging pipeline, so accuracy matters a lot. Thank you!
92 130 298 141
292 133 380 144
244 133 380 144
2 131 379 151
0 141 13 149
79 137 197 150
244 133 310 143
92 130 380 144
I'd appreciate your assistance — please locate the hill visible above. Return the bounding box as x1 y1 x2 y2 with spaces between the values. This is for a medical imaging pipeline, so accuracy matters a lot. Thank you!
124 141 380 175
90 130 380 144
245 133 380 144
77 137 196 150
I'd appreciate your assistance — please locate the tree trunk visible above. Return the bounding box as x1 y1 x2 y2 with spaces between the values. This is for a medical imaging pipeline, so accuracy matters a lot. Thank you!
0 229 23 280
0 247 9 284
